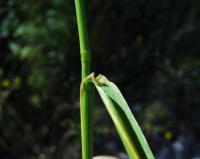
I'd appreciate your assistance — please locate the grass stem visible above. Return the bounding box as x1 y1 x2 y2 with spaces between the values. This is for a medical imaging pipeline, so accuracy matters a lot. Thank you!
75 0 93 159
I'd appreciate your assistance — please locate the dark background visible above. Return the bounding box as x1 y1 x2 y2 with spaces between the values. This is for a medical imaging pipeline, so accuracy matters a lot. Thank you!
0 0 200 158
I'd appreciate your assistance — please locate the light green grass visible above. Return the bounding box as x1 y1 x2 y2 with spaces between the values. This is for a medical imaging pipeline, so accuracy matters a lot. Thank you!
75 0 154 159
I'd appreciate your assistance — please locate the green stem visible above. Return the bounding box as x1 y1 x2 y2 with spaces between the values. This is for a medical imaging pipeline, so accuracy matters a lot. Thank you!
75 0 93 159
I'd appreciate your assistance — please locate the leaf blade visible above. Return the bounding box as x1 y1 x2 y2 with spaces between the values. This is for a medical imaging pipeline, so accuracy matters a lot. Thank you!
92 74 154 159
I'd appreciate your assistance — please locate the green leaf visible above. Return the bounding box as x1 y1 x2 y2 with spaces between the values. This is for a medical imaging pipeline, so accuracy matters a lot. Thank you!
85 73 154 159
9 42 21 56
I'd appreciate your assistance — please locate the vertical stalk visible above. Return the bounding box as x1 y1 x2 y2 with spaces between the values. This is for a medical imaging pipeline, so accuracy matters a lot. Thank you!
75 0 93 159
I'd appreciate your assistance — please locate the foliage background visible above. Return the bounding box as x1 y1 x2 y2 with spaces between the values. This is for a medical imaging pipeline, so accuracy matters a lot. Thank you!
0 0 200 158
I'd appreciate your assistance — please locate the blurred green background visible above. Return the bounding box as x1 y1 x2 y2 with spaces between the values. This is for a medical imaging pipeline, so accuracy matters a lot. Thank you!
0 0 200 158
